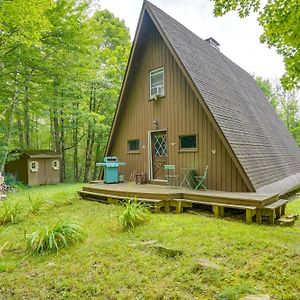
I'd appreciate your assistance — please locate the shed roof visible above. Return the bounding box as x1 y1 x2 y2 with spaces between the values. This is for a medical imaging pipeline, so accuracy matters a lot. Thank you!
20 150 61 159
144 1 300 194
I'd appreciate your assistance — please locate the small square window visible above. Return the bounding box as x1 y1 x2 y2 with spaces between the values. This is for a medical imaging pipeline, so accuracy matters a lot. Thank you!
29 161 39 172
150 67 164 99
128 139 140 152
179 135 197 150
52 160 60 170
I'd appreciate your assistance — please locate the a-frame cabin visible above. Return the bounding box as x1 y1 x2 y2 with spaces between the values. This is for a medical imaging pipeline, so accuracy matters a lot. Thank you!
104 1 300 195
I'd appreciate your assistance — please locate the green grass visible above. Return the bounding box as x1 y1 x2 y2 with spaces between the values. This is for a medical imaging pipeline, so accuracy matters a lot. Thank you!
0 184 299 299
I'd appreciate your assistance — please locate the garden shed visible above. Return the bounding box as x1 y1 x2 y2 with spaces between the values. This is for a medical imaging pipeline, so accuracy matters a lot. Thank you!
5 150 61 186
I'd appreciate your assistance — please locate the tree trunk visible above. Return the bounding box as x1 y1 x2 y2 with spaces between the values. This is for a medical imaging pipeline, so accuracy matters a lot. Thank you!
24 83 30 148
83 82 95 182
73 101 79 182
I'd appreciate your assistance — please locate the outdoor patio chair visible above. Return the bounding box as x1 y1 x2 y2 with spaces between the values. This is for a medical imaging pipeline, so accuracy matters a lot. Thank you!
193 165 208 191
164 165 179 186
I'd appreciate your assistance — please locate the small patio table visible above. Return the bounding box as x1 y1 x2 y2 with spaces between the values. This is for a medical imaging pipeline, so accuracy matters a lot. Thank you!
180 168 196 189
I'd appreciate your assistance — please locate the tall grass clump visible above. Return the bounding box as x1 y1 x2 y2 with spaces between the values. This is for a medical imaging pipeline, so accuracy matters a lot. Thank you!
0 200 21 225
118 199 149 230
25 221 85 255
28 194 43 215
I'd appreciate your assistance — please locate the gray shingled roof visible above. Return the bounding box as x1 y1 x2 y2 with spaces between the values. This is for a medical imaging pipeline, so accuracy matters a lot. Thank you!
146 1 300 194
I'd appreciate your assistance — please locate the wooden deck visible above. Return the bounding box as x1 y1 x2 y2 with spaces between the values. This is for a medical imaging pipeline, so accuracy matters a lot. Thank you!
78 182 287 224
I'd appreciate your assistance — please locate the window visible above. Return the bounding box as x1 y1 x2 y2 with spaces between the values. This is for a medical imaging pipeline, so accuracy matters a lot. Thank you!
150 67 164 99
52 160 60 170
179 135 197 150
128 139 140 152
29 161 39 172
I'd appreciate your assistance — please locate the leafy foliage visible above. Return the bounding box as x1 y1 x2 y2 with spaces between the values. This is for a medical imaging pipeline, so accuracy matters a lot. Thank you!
255 76 278 110
211 0 300 90
0 0 131 182
255 76 300 145
0 200 21 225
25 221 85 254
118 199 150 230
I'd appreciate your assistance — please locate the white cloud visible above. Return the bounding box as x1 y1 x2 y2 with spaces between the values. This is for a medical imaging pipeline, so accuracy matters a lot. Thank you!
98 0 285 80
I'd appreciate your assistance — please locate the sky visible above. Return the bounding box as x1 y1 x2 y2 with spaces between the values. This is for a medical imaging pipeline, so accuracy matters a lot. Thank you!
98 0 285 81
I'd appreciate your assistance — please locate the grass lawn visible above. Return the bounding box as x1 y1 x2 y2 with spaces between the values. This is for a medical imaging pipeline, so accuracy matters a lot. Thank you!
0 184 299 300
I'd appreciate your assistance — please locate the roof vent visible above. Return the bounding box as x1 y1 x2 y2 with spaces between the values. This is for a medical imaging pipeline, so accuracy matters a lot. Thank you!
205 37 220 50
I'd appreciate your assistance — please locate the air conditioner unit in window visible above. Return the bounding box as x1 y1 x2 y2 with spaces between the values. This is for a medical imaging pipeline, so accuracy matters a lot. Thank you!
151 85 164 100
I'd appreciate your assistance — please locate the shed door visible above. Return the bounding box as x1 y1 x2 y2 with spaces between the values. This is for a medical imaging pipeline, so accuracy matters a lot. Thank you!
151 131 167 180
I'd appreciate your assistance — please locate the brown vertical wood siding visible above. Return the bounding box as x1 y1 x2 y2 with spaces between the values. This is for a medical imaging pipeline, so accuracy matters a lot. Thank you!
109 19 249 192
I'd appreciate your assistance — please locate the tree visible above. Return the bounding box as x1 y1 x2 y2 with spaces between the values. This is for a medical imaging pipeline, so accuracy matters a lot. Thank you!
255 76 278 110
211 0 300 90
256 76 300 146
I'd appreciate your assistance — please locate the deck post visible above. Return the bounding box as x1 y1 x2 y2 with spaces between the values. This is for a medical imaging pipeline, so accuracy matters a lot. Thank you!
164 203 170 213
256 208 262 224
213 205 219 218
282 204 286 215
269 210 275 225
275 207 281 219
154 205 160 213
176 201 183 214
219 207 225 217
246 209 253 224
107 197 116 204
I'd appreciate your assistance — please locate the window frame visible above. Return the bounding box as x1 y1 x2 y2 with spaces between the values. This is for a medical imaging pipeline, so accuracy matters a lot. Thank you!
128 139 140 153
178 134 198 152
149 67 165 99
52 160 60 170
29 161 39 172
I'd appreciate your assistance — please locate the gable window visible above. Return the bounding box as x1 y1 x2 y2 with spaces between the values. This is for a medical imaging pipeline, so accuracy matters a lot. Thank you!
179 135 197 150
52 160 60 170
150 67 164 99
29 161 39 172
128 139 140 152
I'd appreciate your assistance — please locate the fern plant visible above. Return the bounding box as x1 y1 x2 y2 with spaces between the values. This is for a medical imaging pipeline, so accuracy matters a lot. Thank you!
25 221 85 255
118 199 149 230
0 200 20 225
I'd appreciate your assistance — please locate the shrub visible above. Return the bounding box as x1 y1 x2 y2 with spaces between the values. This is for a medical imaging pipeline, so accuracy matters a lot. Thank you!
118 199 149 230
3 173 24 189
0 200 21 225
25 221 85 255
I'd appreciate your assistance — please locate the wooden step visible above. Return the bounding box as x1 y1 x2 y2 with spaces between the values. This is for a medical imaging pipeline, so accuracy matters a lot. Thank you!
263 199 288 225
78 190 168 213
264 199 288 209
79 190 164 203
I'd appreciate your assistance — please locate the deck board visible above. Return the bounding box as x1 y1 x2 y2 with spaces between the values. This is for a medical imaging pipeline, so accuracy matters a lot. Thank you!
81 181 279 208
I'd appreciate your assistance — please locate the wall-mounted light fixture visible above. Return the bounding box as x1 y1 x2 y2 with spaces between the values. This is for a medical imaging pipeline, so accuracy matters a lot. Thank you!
153 120 159 130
